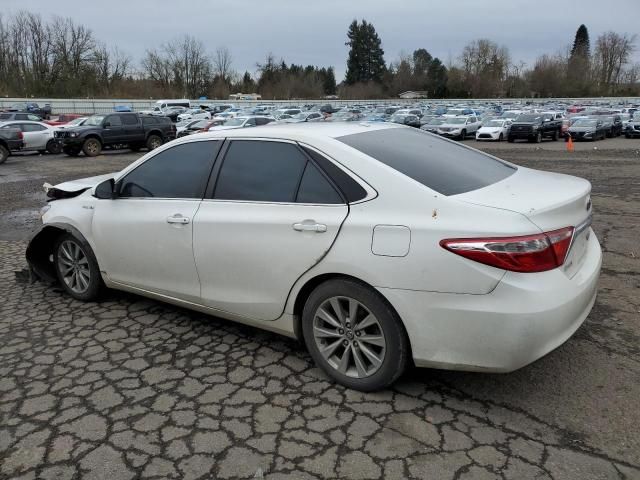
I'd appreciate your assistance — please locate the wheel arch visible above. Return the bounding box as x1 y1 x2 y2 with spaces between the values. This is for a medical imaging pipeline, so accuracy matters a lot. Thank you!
82 134 103 145
290 273 413 360
146 129 164 140
26 223 94 284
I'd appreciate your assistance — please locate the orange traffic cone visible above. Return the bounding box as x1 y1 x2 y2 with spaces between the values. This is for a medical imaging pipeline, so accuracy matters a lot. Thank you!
567 135 574 152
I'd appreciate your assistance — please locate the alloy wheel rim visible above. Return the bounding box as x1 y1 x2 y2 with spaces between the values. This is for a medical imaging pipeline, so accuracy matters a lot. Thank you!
58 240 91 294
312 296 386 378
87 141 98 154
150 138 161 149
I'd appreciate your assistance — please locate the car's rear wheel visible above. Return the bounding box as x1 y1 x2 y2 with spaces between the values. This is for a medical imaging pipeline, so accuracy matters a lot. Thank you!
498 133 503 142
146 134 162 151
302 279 409 391
54 233 102 301
47 140 62 154
0 145 9 164
459 129 466 141
82 138 102 157
507 136 514 143
552 129 559 141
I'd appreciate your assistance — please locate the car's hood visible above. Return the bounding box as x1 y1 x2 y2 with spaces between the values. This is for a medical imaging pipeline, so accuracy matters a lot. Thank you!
44 173 115 199
478 127 502 133
569 127 594 133
61 125 96 133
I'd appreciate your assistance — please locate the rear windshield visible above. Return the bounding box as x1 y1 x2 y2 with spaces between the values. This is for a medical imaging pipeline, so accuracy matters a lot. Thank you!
337 127 516 196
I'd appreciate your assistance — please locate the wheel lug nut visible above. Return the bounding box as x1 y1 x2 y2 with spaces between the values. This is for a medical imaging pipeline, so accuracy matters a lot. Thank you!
338 329 344 335
355 331 361 336
343 340 349 346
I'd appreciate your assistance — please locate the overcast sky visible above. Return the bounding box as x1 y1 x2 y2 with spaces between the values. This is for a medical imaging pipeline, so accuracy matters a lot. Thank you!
4 0 640 80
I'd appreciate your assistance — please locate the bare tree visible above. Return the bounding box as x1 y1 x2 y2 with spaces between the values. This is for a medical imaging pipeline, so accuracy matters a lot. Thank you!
593 32 637 93
213 46 233 84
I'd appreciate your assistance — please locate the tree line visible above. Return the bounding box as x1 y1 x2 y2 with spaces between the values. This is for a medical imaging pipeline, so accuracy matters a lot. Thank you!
0 11 637 100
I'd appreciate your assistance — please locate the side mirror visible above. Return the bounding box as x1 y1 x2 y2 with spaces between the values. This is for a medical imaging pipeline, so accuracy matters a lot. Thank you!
94 178 116 199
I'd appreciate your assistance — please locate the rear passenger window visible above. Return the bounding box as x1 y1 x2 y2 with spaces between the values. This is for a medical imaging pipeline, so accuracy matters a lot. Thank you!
214 141 307 202
296 163 342 204
15 114 28 120
302 147 368 202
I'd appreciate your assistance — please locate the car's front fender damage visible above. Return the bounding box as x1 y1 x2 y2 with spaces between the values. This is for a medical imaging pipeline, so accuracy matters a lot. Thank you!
25 223 89 284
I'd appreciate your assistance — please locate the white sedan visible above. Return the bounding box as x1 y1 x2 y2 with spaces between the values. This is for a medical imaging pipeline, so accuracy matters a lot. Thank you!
0 120 61 153
28 123 601 391
476 118 512 141
177 109 212 122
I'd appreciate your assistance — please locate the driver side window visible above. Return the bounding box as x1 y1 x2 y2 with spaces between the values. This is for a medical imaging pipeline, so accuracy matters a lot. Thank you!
118 141 220 199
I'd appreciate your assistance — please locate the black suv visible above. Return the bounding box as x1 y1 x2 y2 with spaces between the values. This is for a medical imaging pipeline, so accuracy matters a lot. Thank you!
56 113 176 157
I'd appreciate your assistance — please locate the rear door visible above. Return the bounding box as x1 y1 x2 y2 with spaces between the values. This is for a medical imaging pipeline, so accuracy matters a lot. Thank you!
193 139 348 321
121 113 143 143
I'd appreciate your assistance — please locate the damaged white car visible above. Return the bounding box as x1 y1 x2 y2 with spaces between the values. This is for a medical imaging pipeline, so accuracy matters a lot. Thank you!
27 123 601 391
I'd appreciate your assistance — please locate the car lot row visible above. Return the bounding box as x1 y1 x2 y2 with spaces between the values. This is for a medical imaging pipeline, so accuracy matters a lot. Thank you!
1 99 639 163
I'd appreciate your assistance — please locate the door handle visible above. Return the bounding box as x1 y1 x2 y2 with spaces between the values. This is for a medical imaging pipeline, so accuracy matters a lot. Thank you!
167 214 190 224
293 221 327 233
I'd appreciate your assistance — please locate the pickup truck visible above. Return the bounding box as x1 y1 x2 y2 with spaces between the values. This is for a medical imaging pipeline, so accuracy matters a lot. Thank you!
55 113 176 157
5 102 52 120
0 128 24 164
508 114 562 143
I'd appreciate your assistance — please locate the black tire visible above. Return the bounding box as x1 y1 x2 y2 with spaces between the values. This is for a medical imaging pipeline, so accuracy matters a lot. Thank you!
47 140 62 155
302 279 410 392
498 133 503 142
82 138 102 157
0 144 9 164
146 134 162 151
38 150 47 155
459 130 466 141
53 233 103 301
507 136 514 143
535 131 542 143
626 133 631 139
552 129 559 141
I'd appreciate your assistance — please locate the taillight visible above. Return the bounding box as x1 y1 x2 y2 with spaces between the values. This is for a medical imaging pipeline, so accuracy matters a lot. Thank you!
18 131 24 139
440 227 574 273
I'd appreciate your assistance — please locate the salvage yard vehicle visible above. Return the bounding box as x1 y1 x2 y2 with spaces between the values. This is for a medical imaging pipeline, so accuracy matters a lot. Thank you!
209 116 275 130
625 121 640 138
55 113 176 157
436 116 481 140
508 114 562 143
27 123 601 391
476 118 512 141
567 118 608 141
0 127 23 164
4 102 52 119
0 120 61 154
0 112 43 122
177 108 212 122
389 113 421 128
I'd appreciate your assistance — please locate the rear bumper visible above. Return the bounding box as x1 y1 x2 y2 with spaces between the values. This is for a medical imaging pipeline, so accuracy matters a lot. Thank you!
379 230 602 372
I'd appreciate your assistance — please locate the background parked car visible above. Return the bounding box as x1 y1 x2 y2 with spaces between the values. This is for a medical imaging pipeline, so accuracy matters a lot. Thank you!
0 127 23 164
0 120 60 154
4 102 51 119
567 118 608 141
390 113 421 128
476 118 512 141
437 116 481 140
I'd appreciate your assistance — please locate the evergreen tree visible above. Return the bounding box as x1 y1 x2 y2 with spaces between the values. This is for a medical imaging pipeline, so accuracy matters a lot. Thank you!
345 19 386 84
571 24 591 58
322 67 337 94
412 49 433 77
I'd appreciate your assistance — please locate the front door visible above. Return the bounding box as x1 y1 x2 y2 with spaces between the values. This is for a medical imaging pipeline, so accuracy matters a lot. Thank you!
193 139 348 321
92 139 221 302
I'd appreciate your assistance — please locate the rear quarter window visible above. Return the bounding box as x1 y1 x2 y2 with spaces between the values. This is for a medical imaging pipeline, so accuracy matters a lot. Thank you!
337 128 516 196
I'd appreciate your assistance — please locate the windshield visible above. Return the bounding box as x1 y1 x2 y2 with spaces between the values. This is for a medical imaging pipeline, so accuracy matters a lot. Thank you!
482 119 505 127
69 117 87 126
446 118 467 125
84 115 105 126
427 118 445 125
516 114 541 122
291 113 307 120
223 118 246 126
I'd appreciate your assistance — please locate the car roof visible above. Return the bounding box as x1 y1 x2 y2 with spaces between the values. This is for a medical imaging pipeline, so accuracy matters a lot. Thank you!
185 121 402 143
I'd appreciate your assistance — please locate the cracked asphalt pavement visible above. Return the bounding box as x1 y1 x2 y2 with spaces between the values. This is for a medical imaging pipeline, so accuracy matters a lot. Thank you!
1 139 639 479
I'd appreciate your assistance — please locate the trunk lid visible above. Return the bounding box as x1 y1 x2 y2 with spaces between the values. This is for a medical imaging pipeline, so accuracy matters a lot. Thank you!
454 167 593 278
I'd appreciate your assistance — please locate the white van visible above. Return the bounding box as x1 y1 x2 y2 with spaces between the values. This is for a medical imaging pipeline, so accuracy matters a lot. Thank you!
155 99 191 109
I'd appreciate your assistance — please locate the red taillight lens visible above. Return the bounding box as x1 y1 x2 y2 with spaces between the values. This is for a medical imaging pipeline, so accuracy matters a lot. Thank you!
440 227 574 273
18 131 24 139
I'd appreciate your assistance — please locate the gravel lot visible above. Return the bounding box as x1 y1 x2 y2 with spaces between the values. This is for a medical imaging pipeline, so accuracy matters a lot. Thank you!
1 136 639 479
